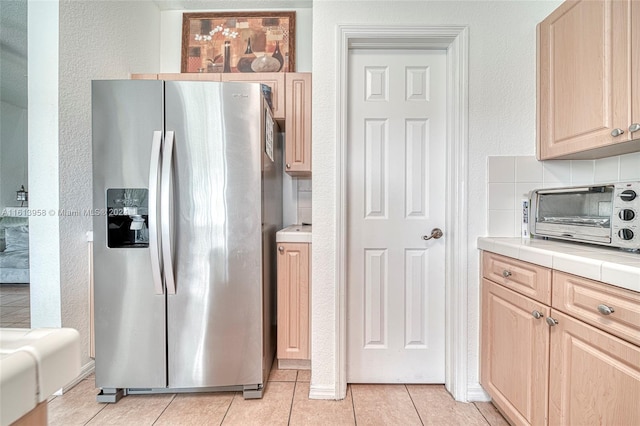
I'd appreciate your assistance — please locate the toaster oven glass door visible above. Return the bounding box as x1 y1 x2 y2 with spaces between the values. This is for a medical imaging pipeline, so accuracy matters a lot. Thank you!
534 185 613 243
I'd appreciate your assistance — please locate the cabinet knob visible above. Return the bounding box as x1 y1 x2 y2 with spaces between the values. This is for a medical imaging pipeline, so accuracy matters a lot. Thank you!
611 128 625 137
286 163 291 169
629 123 640 133
597 304 614 315
532 310 543 319
278 246 284 252
502 270 512 278
546 317 558 327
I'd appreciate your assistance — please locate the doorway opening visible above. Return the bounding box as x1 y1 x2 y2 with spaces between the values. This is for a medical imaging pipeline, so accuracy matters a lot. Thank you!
334 25 469 401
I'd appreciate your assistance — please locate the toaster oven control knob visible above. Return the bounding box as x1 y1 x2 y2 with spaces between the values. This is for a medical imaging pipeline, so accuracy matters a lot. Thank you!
620 189 637 201
618 229 634 240
619 209 636 221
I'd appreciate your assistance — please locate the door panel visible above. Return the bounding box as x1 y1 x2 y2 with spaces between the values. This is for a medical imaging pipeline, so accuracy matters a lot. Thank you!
347 49 446 382
91 80 167 388
164 81 264 388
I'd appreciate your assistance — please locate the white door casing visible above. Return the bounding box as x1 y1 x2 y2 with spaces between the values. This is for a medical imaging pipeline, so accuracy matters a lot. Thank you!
322 25 469 402
347 49 446 383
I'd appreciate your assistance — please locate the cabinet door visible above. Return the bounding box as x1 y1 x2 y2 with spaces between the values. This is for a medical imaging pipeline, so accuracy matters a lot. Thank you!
481 279 550 426
549 310 640 426
632 0 640 138
284 73 312 176
221 73 285 119
277 243 310 360
538 0 631 159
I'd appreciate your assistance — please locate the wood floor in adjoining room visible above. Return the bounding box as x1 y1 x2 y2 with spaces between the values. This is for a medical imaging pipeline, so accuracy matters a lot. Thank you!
0 283 30 328
48 363 508 425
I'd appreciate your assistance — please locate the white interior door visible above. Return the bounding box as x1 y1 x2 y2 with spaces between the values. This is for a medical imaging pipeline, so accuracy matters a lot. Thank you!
347 48 446 383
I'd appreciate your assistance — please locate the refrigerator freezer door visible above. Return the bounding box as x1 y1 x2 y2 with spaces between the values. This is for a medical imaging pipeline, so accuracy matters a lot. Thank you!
165 81 264 388
92 80 167 388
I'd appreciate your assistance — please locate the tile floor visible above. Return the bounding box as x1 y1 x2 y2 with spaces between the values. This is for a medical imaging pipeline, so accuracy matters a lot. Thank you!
0 285 508 425
48 364 509 425
0 283 30 328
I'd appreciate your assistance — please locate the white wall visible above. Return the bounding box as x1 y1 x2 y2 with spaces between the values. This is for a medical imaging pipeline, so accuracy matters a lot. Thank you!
311 0 562 399
28 0 161 366
1 0 28 210
29 0 62 328
1 102 28 208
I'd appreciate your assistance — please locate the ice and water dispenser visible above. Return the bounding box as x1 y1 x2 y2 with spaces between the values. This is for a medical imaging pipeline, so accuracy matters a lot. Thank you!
106 188 149 248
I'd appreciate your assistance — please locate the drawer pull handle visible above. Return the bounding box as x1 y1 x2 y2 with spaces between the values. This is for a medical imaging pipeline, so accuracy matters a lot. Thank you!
502 270 512 278
532 310 543 319
597 304 614 315
278 246 285 252
546 317 558 327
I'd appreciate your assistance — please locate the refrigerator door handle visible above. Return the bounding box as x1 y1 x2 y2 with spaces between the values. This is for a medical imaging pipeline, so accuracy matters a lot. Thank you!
148 130 164 295
161 130 177 295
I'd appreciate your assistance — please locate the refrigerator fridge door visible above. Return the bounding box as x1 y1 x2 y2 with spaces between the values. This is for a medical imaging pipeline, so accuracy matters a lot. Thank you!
164 81 265 388
92 80 167 388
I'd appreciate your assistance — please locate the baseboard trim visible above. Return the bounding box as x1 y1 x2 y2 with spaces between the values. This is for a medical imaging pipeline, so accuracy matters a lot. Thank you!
309 384 340 400
467 382 491 402
58 360 95 394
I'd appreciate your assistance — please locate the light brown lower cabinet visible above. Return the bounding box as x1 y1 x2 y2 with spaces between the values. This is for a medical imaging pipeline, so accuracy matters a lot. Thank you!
481 279 550 426
481 252 640 426
548 310 640 426
277 242 310 361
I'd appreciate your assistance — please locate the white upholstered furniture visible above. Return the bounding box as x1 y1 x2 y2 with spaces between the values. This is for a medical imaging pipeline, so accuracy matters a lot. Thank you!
0 328 81 426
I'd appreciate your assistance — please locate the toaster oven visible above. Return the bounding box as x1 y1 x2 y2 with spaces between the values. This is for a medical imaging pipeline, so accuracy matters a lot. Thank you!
529 182 640 250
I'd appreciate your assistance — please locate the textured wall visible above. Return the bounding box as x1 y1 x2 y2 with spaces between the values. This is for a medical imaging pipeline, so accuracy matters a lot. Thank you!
311 0 562 399
55 0 160 366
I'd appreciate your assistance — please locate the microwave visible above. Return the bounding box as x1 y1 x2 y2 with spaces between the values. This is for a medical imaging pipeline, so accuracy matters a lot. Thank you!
529 181 640 250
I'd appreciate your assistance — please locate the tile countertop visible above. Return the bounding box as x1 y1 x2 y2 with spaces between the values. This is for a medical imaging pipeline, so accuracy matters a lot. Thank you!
276 225 312 243
478 237 640 293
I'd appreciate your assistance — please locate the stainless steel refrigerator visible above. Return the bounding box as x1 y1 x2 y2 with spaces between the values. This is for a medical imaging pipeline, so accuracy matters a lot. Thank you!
91 80 282 401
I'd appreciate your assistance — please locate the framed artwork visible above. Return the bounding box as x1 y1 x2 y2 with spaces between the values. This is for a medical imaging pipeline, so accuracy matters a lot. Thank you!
181 11 296 73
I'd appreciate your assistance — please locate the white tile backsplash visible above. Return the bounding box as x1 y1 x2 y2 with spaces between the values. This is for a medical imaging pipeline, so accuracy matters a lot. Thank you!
488 183 515 210
570 160 594 185
488 210 516 237
594 156 619 183
298 191 312 209
488 157 515 183
296 177 312 224
542 160 571 184
619 152 640 180
486 153 640 237
515 156 543 182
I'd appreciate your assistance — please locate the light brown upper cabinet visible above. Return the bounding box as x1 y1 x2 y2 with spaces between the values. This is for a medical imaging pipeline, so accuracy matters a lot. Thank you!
284 73 312 176
220 73 285 121
537 0 640 160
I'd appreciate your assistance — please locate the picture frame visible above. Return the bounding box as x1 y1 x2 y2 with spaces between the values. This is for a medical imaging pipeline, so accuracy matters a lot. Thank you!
181 11 296 74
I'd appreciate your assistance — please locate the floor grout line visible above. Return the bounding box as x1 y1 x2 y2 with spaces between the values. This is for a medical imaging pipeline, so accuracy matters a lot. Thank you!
287 380 297 425
151 393 176 425
404 384 425 426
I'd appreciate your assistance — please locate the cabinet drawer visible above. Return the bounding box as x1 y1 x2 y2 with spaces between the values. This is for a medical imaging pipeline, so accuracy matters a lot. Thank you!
482 252 552 305
552 271 640 346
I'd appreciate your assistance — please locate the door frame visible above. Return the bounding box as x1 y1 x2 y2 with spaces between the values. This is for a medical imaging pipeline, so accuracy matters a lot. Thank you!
335 25 470 401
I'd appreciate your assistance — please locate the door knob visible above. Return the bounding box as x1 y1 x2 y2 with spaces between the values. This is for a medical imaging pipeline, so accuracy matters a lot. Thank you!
629 123 640 133
422 228 443 240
